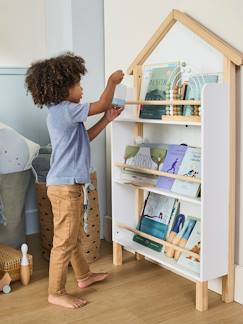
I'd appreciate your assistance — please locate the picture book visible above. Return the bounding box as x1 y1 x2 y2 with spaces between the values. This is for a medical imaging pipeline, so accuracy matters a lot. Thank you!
143 192 176 225
171 147 201 197
156 144 187 190
177 220 201 273
185 73 219 101
124 144 167 170
121 144 167 185
183 73 219 116
173 217 197 260
133 192 176 252
140 62 181 119
165 200 180 240
133 216 168 252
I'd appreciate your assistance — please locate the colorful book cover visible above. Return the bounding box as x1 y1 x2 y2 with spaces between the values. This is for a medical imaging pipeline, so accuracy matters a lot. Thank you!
165 200 180 240
171 147 201 197
183 73 219 115
140 63 181 119
143 192 176 225
133 192 176 252
156 144 187 190
185 73 219 101
177 220 201 273
133 217 168 252
124 144 167 170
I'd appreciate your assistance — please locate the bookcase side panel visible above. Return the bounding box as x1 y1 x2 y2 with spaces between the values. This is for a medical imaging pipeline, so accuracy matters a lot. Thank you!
201 83 229 281
111 121 135 180
111 121 138 244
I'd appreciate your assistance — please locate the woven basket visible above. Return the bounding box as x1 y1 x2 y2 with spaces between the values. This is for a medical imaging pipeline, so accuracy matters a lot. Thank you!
0 244 33 282
36 172 101 264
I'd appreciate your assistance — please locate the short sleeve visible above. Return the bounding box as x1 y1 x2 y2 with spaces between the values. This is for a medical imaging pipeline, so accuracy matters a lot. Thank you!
67 102 90 123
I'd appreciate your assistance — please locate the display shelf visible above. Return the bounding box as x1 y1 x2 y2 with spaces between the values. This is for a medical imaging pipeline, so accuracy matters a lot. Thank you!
115 162 201 184
117 223 200 259
113 178 201 205
114 233 200 282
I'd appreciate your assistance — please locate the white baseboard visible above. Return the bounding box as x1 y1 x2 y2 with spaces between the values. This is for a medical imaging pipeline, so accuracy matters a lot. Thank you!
208 264 243 305
235 265 243 304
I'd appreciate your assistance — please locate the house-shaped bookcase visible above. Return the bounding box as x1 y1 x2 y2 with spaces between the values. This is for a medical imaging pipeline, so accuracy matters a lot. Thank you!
111 9 243 311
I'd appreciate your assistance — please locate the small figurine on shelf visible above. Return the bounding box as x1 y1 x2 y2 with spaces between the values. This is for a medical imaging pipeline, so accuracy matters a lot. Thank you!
0 272 11 294
20 243 30 286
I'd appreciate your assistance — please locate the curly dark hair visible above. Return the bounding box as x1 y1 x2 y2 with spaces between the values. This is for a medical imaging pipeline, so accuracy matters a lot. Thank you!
25 52 87 108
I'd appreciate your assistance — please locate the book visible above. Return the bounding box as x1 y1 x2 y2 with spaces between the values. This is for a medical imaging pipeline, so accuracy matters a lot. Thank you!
121 144 167 184
177 220 201 273
133 217 168 252
185 73 219 101
164 213 186 257
173 217 197 260
139 63 181 119
183 73 219 116
156 144 187 190
171 147 201 197
133 192 176 252
124 144 167 170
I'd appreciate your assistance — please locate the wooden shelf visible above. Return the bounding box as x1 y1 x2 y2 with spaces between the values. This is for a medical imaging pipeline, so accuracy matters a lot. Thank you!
126 100 201 106
113 178 201 205
114 116 201 126
162 115 201 123
117 223 200 260
115 163 202 184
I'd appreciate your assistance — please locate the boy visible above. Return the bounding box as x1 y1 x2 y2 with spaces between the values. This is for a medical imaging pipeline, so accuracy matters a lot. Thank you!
25 52 124 309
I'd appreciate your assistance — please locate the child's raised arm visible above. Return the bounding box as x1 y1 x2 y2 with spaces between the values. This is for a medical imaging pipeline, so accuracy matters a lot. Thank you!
89 70 124 116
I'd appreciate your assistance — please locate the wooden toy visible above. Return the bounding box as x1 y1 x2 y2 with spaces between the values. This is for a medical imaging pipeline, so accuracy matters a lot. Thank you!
0 272 11 294
20 244 30 286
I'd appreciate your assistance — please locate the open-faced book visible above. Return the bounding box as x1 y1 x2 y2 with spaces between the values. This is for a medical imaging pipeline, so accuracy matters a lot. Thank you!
171 147 201 197
121 143 167 185
133 192 176 252
177 219 201 273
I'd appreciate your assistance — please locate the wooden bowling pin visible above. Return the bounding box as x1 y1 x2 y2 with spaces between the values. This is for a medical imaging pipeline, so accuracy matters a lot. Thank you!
20 243 30 286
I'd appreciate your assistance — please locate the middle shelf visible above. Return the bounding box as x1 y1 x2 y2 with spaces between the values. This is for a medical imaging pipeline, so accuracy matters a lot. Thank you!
113 178 201 205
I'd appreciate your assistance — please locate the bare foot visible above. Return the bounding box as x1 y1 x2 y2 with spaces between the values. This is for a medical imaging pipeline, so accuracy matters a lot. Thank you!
77 272 108 289
48 293 87 309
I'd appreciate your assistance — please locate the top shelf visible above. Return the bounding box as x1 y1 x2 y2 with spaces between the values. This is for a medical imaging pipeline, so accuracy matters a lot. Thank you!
125 100 201 106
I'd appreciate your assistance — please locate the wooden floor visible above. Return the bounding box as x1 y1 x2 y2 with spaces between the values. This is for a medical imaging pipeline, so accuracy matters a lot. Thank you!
1 235 243 324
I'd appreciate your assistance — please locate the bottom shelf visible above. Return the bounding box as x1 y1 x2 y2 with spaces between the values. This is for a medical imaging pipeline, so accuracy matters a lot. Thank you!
114 230 200 282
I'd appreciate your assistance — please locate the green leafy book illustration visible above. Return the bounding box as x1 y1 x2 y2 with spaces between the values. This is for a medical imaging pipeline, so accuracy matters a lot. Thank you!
140 62 181 119
133 192 176 252
122 144 167 184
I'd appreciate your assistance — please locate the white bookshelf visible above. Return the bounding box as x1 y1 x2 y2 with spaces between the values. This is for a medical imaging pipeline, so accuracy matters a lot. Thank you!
111 83 229 310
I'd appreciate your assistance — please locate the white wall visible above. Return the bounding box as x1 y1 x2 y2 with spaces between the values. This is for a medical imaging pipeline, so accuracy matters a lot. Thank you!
0 0 106 238
104 0 243 303
0 0 46 67
72 0 106 238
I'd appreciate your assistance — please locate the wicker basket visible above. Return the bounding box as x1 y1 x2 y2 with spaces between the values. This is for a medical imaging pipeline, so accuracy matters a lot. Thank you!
0 244 33 282
36 172 101 264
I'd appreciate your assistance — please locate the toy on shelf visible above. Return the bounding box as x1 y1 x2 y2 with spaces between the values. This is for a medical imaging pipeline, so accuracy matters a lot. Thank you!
0 272 11 294
20 244 30 286
112 84 127 108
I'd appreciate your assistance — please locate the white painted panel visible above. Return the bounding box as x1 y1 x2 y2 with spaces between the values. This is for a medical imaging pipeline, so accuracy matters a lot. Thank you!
200 83 229 281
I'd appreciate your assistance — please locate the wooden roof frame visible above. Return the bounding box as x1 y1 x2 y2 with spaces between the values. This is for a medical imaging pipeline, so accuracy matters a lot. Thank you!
127 9 243 75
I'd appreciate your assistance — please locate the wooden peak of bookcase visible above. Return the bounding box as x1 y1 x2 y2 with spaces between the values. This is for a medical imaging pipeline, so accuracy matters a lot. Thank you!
127 10 243 75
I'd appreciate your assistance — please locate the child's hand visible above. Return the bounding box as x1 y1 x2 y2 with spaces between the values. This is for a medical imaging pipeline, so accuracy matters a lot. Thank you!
109 70 124 85
104 105 124 123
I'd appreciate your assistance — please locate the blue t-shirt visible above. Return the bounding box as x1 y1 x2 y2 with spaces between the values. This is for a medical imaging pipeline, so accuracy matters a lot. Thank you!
46 101 90 185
